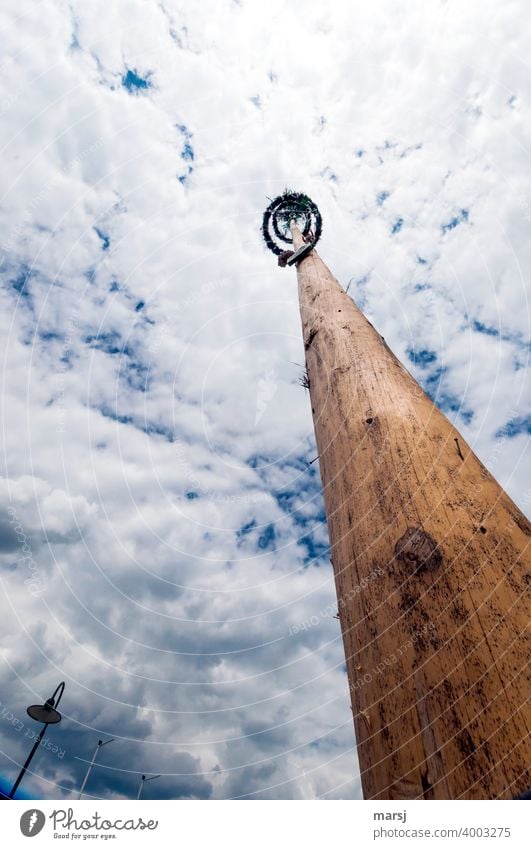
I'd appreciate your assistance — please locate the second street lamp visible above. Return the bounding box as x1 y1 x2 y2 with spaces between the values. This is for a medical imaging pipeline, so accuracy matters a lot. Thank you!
137 773 160 800
77 738 115 799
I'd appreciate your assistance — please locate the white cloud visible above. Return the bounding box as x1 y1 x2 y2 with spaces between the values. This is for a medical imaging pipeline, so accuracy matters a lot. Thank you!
0 0 529 800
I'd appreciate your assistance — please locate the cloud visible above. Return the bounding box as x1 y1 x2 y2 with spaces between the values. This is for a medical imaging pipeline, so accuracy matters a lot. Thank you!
0 0 529 800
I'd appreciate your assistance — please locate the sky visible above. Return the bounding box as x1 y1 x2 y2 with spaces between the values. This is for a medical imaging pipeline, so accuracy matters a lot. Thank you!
0 0 530 800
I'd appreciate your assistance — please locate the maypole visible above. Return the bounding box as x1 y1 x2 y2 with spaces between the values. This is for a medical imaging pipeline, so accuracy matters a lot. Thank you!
262 192 530 800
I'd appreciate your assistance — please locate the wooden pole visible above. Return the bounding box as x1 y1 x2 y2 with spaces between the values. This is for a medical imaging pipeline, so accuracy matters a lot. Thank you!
290 222 531 800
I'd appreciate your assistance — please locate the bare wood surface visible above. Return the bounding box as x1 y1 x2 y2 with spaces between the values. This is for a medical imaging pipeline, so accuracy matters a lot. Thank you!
291 222 530 800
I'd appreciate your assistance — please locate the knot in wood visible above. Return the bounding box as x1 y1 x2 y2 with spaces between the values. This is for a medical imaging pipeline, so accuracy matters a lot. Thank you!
394 527 442 573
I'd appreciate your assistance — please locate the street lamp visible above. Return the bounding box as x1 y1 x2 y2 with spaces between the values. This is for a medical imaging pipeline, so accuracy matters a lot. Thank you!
9 681 65 799
137 773 160 800
77 738 114 799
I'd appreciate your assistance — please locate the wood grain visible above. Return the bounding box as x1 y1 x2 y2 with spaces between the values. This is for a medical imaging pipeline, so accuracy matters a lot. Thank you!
291 222 531 800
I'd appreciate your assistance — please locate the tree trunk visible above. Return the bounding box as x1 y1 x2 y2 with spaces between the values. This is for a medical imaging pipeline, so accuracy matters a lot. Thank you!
291 222 531 800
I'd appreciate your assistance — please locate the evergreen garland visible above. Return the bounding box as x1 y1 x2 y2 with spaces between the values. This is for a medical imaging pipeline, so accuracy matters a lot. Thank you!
262 190 322 256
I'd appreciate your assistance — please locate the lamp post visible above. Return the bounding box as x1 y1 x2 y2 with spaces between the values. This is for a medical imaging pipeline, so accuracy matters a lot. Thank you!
137 774 160 800
9 681 65 799
77 738 114 799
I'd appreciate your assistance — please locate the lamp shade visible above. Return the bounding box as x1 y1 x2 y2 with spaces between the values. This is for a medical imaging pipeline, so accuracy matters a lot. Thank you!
27 703 62 724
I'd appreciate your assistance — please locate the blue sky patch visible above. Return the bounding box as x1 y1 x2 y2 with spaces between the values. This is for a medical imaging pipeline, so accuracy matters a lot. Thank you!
97 405 174 441
391 217 403 234
237 518 257 538
407 348 437 367
422 366 474 423
246 454 272 469
39 329 63 342
320 167 337 182
495 415 531 438
94 227 110 250
299 533 329 565
442 208 469 233
182 142 194 161
376 191 389 206
5 264 33 300
257 523 276 550
123 360 149 392
84 330 151 391
85 331 123 355
96 404 175 443
472 318 499 337
98 406 133 427
177 124 194 182
122 69 152 93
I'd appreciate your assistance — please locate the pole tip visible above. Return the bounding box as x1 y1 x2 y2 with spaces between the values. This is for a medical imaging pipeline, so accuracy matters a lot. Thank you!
261 191 322 257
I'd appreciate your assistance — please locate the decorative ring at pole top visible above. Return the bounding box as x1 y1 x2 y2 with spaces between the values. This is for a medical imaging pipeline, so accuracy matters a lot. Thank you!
262 190 322 256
